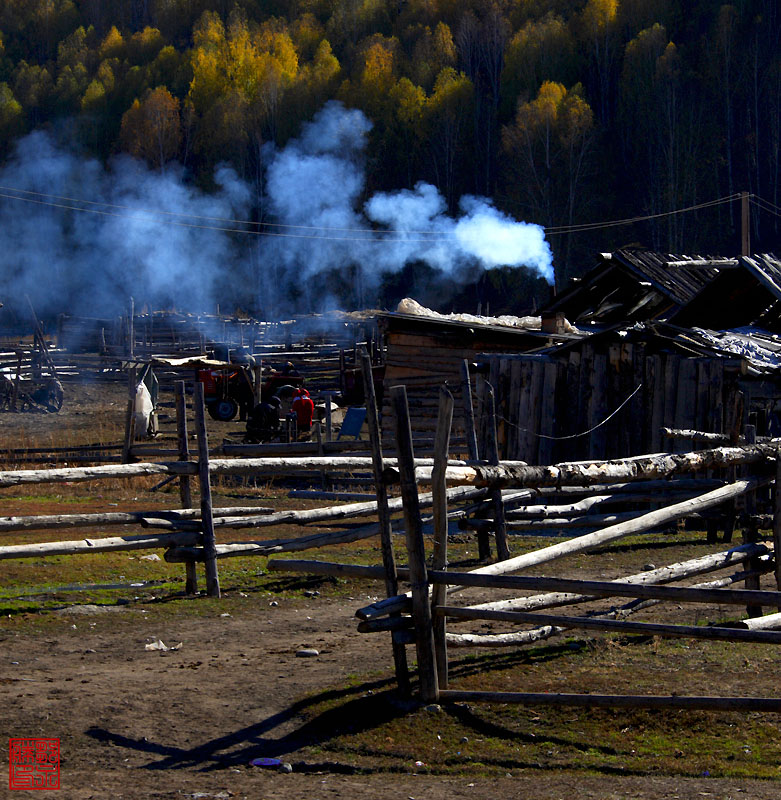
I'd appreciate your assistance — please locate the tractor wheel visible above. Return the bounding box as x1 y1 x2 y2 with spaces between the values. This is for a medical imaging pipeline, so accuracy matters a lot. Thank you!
207 398 239 421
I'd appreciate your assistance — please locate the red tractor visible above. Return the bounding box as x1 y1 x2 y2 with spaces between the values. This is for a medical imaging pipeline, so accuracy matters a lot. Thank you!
197 363 304 421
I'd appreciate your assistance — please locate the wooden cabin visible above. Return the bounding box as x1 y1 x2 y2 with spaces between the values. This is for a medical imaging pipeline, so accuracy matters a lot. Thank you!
377 309 578 441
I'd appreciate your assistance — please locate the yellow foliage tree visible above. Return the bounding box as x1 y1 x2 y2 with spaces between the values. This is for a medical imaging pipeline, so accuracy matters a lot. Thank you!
0 82 24 145
358 39 396 119
502 81 594 276
120 86 182 169
99 26 125 61
188 11 299 163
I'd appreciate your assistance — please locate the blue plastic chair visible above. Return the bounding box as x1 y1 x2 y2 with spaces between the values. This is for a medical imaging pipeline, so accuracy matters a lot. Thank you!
337 407 367 440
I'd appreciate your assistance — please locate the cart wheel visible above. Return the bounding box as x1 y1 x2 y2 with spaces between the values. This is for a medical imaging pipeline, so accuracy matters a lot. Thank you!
207 398 239 421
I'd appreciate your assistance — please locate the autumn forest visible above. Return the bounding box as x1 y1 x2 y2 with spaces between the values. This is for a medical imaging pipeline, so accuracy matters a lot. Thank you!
0 0 780 316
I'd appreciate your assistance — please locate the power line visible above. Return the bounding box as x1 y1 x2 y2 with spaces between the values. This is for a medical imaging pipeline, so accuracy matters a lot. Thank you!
497 383 643 440
0 189 451 243
0 183 770 244
750 195 781 218
544 194 742 236
0 184 454 239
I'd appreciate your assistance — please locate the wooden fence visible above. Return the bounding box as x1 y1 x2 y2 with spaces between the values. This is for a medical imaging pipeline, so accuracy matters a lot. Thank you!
268 379 781 712
474 347 761 464
5 349 781 711
0 361 476 604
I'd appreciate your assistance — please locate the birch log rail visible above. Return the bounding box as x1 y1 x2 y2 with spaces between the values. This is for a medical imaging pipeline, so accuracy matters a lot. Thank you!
163 518 406 561
141 485 490 531
501 490 709 518
429 570 781 607
0 506 274 533
0 444 771 490
162 485 499 561
466 541 772 614
0 531 201 559
465 511 649 531
0 456 469 488
413 443 781 488
461 477 767 581
436 606 781 645
445 568 772 648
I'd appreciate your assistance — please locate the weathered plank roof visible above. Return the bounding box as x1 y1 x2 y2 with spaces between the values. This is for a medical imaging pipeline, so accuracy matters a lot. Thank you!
616 250 726 304
543 249 725 326
376 310 578 348
670 253 781 331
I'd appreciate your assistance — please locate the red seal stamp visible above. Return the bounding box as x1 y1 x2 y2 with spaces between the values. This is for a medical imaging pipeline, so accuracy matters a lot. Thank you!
9 738 60 790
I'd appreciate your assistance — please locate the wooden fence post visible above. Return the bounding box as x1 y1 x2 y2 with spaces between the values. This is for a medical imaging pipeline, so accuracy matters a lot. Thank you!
459 356 492 556
485 383 510 562
460 360 479 461
175 381 198 595
742 426 762 617
391 384 438 703
473 371 492 562
774 450 781 611
128 297 135 359
432 385 454 689
11 352 22 411
322 391 339 442
360 350 410 694
193 382 220 598
121 367 137 463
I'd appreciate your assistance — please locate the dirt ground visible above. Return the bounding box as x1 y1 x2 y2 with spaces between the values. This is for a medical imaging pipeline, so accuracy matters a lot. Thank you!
3 598 781 800
2 380 781 798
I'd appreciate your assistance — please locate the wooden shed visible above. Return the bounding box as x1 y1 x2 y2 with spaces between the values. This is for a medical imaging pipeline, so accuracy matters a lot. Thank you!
377 309 578 440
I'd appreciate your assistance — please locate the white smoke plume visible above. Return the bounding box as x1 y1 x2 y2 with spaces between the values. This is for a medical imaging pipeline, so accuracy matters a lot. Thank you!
365 184 553 281
0 101 553 322
0 130 251 320
256 102 553 315
254 103 374 316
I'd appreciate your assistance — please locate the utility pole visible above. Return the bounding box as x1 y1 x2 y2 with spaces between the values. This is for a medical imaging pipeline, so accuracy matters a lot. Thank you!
741 191 751 256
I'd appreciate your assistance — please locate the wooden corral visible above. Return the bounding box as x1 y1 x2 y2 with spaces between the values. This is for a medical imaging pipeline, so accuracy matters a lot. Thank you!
272 386 781 712
5 356 781 713
56 308 380 364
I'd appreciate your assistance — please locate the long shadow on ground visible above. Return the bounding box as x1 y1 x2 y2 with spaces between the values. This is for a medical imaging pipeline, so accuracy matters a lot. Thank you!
86 674 407 772
85 634 644 774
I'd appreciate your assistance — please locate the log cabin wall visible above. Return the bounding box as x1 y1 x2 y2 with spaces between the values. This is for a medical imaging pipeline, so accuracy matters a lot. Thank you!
381 329 471 439
377 314 574 445
480 347 764 464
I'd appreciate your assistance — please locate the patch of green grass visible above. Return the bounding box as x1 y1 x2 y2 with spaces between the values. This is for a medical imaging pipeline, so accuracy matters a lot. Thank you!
287 640 781 780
